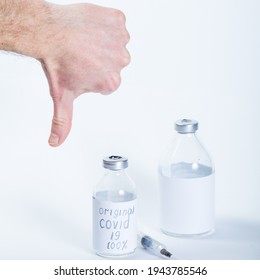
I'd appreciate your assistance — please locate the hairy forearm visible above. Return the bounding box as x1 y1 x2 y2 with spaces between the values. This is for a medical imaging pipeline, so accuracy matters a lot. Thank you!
0 0 55 59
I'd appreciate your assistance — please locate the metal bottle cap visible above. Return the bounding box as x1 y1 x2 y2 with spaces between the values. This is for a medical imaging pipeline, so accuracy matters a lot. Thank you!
175 119 199 133
103 155 128 170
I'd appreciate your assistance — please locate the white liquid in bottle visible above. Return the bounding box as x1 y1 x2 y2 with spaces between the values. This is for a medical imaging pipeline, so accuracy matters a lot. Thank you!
159 162 214 237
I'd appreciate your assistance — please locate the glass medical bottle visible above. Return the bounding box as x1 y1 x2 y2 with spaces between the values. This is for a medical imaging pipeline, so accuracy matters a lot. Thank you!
93 156 137 257
159 119 215 237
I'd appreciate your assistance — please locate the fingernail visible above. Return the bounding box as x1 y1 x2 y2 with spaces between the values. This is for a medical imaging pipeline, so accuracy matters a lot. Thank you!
48 133 59 146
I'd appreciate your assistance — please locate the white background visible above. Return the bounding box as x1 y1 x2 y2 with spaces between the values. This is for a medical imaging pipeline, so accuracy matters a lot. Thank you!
0 0 259 260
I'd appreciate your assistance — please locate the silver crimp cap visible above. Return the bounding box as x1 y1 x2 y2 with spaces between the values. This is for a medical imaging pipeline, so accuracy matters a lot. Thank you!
103 155 128 170
175 119 199 133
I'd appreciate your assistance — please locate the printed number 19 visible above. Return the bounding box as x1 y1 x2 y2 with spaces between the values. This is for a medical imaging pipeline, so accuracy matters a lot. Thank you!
110 231 120 241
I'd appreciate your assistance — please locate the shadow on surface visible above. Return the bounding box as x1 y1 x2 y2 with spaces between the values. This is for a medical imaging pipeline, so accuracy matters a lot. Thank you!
206 218 260 242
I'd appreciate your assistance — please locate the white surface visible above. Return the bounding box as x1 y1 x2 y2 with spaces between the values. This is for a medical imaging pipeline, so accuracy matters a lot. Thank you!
0 0 259 259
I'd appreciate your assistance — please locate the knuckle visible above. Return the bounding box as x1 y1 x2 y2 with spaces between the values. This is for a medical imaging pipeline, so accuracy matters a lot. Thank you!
125 30 130 43
101 72 121 94
112 9 126 24
122 49 131 66
52 116 69 128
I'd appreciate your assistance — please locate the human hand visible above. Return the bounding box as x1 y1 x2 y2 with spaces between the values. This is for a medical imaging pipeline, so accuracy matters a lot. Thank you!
39 3 130 146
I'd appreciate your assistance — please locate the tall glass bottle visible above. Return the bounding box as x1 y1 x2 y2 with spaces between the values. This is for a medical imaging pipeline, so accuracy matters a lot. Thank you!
159 119 215 237
93 156 137 257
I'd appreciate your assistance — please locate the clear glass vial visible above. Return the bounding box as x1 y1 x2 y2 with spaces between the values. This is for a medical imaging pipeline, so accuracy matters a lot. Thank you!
92 155 137 258
159 119 215 237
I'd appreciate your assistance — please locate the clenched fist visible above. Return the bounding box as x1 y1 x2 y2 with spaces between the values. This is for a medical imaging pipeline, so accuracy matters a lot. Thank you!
0 0 130 146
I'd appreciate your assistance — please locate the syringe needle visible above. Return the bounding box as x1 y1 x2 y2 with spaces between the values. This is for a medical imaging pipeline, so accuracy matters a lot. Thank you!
160 248 172 258
138 232 174 259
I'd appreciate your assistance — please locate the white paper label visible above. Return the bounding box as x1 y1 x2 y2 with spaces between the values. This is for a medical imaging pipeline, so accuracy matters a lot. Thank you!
159 173 215 235
93 198 137 255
